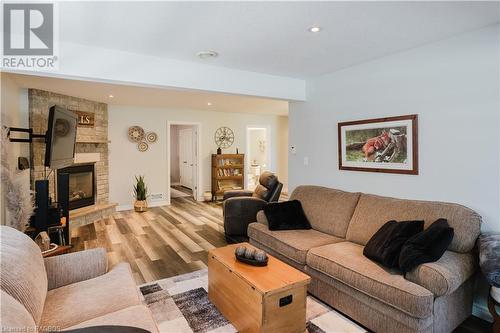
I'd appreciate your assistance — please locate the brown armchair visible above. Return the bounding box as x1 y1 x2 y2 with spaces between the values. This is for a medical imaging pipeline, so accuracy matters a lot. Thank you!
223 171 282 243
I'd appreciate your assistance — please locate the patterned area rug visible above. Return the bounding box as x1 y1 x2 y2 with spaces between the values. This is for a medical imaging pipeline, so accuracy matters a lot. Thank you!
138 269 367 333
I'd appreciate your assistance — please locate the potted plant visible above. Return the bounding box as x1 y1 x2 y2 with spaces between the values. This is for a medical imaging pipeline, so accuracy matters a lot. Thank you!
133 175 148 212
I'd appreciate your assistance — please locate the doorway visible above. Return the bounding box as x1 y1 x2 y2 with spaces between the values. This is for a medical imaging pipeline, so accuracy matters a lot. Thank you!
246 127 270 191
168 123 200 202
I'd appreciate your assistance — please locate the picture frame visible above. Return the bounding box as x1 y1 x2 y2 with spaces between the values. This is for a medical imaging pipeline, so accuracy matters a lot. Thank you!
338 114 418 174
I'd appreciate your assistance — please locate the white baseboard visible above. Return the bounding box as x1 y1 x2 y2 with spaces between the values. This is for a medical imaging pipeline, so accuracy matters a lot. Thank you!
116 200 169 212
473 303 493 322
116 204 133 211
149 200 169 208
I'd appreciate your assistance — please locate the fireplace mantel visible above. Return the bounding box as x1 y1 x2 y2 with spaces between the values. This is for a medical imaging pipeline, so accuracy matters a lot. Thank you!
74 153 100 164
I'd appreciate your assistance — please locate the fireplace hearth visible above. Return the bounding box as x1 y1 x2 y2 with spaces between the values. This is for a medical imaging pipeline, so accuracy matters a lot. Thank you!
58 164 95 210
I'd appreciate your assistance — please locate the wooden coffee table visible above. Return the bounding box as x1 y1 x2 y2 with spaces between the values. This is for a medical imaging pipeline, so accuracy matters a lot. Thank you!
208 243 311 333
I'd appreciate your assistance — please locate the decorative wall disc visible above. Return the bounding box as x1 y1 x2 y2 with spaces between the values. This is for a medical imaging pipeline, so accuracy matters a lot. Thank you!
146 132 158 143
137 141 148 152
128 126 145 142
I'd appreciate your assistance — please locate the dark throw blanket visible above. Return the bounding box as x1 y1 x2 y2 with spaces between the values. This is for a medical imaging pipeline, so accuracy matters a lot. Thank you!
479 233 500 287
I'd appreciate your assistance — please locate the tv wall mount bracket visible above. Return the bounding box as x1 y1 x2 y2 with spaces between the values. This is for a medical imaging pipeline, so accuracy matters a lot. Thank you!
7 127 47 143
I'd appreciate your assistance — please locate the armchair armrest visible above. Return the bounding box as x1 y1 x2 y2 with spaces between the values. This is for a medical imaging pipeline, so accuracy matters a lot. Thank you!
223 197 267 242
44 247 108 290
405 251 477 297
223 190 254 200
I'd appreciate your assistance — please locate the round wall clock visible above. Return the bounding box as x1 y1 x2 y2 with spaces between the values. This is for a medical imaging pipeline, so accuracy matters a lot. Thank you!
214 126 234 149
146 132 158 143
128 126 144 142
137 141 148 152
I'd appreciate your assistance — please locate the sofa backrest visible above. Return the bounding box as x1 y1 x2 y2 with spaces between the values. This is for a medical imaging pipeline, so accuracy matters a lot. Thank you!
345 194 481 253
290 185 360 238
0 226 48 324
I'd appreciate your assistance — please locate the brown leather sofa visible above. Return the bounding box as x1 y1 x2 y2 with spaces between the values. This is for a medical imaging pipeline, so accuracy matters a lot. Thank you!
248 185 481 333
0 226 158 332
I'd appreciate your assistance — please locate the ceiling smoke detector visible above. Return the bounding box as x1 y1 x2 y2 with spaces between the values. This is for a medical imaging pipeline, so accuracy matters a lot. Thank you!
197 50 218 59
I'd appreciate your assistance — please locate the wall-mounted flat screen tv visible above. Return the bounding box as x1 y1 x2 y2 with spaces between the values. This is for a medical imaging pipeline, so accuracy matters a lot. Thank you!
44 106 77 169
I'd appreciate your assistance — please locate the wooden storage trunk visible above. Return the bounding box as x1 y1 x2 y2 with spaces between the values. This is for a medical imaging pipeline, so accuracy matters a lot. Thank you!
208 243 311 333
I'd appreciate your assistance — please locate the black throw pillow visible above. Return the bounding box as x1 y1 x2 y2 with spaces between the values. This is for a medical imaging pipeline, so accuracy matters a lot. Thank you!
264 200 311 231
363 220 424 268
399 218 454 273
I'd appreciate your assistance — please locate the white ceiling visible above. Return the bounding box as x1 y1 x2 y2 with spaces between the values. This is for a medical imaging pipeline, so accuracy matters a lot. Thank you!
8 73 289 115
59 2 499 78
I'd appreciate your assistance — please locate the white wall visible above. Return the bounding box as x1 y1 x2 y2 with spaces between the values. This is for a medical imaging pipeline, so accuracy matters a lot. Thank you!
277 116 289 193
248 128 267 167
108 106 288 209
289 25 500 319
290 25 499 231
0 74 30 224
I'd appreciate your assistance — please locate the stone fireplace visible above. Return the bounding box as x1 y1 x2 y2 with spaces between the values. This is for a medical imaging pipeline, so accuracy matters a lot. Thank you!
29 89 116 235
58 164 95 210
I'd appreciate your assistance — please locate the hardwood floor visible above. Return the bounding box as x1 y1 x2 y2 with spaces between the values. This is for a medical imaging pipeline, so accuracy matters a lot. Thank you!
70 197 227 285
70 197 490 332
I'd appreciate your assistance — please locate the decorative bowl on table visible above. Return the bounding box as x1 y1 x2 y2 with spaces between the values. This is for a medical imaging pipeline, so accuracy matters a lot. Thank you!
234 246 268 267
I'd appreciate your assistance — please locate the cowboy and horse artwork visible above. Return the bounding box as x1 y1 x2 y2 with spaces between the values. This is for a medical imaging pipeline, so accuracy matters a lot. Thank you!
338 114 418 174
344 127 407 163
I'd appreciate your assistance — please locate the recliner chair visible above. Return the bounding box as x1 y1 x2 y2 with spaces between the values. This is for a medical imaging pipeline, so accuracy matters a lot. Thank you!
223 171 283 243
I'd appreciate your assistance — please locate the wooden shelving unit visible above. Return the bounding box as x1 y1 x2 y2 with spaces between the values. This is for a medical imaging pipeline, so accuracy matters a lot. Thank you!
212 154 244 201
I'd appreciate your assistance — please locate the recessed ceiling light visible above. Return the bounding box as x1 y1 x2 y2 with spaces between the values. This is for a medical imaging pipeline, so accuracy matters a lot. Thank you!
207 102 212 106
197 50 218 59
108 94 114 98
309 26 321 33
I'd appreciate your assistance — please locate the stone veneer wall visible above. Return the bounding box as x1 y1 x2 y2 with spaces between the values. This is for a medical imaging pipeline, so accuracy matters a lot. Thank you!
29 89 109 204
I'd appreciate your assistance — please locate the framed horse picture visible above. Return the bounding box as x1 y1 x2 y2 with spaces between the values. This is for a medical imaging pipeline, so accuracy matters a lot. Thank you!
338 114 418 174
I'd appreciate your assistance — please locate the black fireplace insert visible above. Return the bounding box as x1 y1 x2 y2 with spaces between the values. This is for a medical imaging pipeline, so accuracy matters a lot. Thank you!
57 164 95 210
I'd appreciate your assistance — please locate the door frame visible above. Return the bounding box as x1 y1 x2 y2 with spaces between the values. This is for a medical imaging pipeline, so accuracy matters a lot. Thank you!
167 121 202 204
245 125 272 189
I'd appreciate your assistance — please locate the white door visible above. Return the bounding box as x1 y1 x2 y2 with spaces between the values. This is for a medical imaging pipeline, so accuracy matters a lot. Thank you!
179 128 194 189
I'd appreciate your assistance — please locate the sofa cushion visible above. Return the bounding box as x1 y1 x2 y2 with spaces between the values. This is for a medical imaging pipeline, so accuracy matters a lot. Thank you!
399 218 454 273
290 186 360 238
0 290 37 332
40 263 141 329
363 220 424 268
248 222 342 265
0 226 47 324
66 305 158 333
405 251 477 297
307 242 433 318
264 200 311 231
346 193 481 253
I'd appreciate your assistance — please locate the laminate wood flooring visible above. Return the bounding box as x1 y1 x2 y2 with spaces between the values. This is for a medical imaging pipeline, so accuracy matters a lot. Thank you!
70 197 227 285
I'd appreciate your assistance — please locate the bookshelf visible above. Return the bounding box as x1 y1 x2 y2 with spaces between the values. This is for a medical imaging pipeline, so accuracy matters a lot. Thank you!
211 154 245 201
